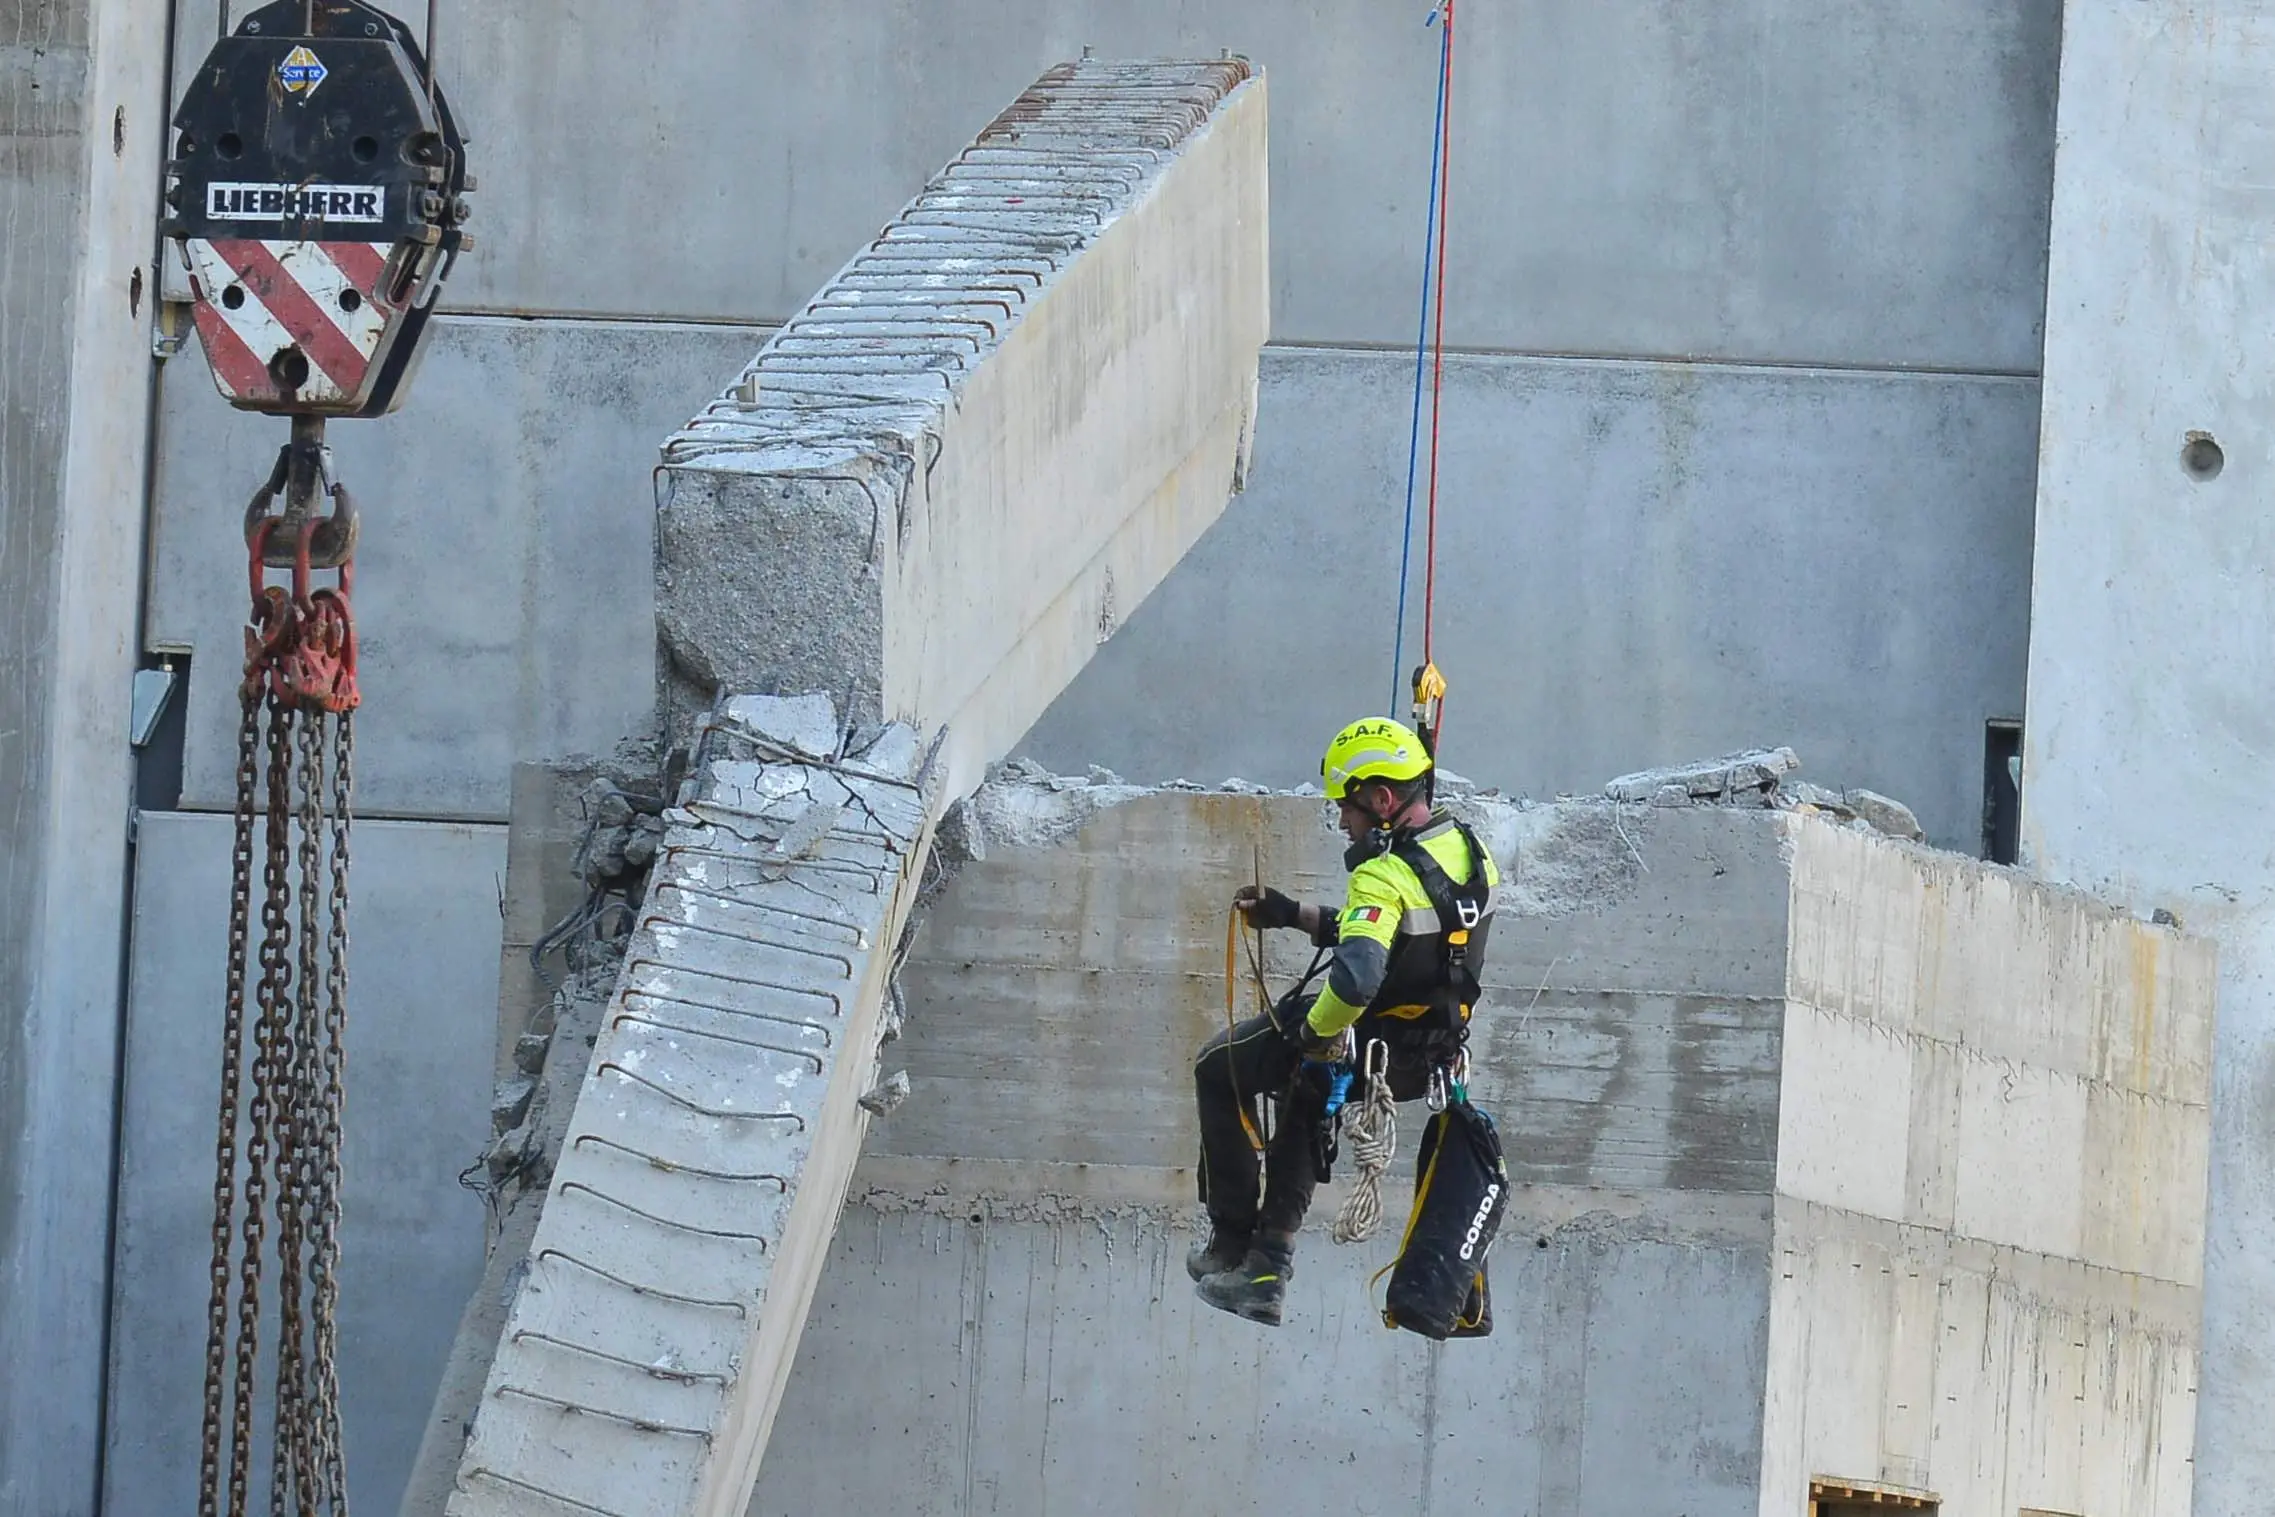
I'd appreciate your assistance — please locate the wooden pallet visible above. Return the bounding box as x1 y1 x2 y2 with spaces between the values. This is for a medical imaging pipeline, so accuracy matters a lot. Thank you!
1809 1476 1941 1515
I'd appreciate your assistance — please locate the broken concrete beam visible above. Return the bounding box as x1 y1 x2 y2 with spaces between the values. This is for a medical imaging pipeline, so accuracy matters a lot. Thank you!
655 59 1271 804
441 700 934 1517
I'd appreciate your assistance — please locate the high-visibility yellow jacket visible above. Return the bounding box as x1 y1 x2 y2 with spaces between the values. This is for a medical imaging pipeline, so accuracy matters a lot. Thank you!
1305 810 1501 1040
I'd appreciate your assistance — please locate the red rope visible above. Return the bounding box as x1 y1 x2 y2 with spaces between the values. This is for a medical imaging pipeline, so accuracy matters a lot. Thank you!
1420 0 1456 743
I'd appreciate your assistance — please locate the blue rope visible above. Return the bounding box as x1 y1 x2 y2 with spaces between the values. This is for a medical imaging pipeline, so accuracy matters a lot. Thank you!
1391 12 1451 716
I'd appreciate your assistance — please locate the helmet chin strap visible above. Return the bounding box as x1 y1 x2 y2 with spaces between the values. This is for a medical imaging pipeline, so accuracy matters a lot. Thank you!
1343 785 1407 870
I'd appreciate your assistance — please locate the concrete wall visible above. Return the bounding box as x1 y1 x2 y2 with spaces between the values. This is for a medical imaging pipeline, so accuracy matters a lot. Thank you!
1 0 168 1507
1760 821 2214 1515
1023 350 2040 849
2019 4 2275 1511
750 782 2216 1516
102 813 504 1517
754 784 1789 1515
430 0 2056 371
150 315 763 818
137 0 2061 850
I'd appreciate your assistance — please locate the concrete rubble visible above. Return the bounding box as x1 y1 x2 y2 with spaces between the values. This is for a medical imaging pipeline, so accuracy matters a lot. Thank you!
1601 744 1926 843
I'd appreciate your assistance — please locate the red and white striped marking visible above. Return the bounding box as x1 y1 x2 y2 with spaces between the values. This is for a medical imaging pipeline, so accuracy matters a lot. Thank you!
184 238 399 409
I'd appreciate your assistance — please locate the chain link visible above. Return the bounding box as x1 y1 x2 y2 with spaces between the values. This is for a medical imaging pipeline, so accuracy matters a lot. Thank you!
312 713 354 1511
202 536 357 1516
200 675 264 1517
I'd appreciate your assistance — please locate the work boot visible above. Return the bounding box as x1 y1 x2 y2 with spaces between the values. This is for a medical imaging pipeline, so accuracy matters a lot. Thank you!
1185 1222 1253 1283
1195 1241 1294 1327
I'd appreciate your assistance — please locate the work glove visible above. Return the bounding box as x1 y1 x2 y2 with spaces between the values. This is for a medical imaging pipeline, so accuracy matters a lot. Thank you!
1233 885 1302 931
1294 1017 1353 1066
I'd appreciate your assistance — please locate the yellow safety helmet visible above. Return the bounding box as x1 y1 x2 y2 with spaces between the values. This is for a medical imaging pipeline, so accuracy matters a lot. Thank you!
1320 717 1433 801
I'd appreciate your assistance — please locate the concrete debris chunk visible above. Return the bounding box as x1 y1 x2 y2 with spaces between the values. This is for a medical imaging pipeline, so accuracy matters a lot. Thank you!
768 800 847 867
1604 747 1800 807
723 692 842 761
1843 788 1925 842
851 724 922 781
860 1070 912 1117
1783 780 1855 818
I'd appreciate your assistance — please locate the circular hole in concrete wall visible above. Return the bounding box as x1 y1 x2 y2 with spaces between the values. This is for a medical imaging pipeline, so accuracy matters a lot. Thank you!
2182 432 2225 482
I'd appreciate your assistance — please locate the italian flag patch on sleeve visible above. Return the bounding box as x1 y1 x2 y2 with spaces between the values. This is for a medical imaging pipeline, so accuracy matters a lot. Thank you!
1346 905 1384 926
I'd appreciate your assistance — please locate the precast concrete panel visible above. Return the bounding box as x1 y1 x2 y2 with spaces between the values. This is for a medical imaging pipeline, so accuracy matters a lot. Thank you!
325 0 2056 370
148 316 764 819
1022 348 2041 852
102 812 503 1517
2019 4 2275 1507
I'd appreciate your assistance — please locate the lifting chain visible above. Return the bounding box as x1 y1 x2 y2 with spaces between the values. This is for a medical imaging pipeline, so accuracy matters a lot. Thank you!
197 422 359 1517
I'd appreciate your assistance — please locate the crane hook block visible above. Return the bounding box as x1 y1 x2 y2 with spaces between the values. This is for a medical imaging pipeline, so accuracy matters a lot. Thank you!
163 0 472 418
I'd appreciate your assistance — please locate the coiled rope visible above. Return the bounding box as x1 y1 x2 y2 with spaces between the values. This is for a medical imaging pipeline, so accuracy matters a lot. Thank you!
1331 1040 1397 1244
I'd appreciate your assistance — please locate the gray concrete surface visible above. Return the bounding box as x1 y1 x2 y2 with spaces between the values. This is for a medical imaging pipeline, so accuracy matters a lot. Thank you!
1024 349 2039 852
149 315 764 820
1764 816 2213 1514
2019 4 2275 1509
102 811 504 1517
419 0 2056 372
1 0 168 1505
657 60 1269 805
756 781 1788 1516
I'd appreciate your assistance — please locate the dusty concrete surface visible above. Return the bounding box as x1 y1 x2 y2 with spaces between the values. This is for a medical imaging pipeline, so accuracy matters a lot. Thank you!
743 769 2213 1516
654 59 1270 801
2020 4 2274 1509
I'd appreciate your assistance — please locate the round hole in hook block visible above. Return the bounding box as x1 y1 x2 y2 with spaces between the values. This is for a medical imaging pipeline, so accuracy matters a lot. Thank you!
267 346 310 391
221 284 246 310
351 135 379 163
337 287 362 313
216 131 242 160
2182 432 2225 482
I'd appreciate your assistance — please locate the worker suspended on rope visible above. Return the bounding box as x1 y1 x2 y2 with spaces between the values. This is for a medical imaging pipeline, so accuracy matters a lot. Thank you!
1189 715 1499 1328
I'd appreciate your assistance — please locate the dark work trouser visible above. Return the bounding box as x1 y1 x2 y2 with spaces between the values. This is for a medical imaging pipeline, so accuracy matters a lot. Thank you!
1194 1007 1434 1243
